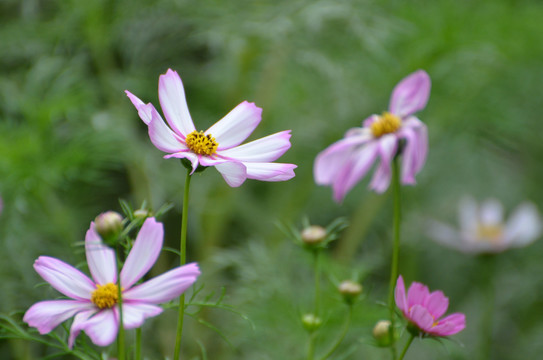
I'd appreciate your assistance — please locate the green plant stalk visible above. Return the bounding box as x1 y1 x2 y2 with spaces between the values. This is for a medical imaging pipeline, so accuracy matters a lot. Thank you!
387 157 402 360
135 327 142 360
173 169 192 360
398 333 415 360
307 332 316 360
314 250 322 315
318 305 353 360
116 255 125 360
479 255 496 360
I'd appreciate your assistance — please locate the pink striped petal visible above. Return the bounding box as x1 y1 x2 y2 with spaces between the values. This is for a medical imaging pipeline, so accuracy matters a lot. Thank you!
68 309 95 348
198 155 230 167
121 218 163 289
205 101 262 149
158 69 196 136
79 309 119 347
389 70 431 118
504 203 542 247
24 300 95 335
332 141 379 202
399 127 418 184
409 304 434 332
244 162 297 182
85 223 117 285
123 263 200 304
121 303 163 329
407 281 430 308
147 107 187 153
164 151 199 174
432 313 466 336
33 257 95 300
125 91 158 125
215 161 247 187
369 134 397 193
218 130 292 162
394 275 408 314
424 290 449 320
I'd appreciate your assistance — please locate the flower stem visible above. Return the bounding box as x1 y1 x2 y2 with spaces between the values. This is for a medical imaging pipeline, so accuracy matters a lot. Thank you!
135 327 142 360
397 333 415 360
314 250 321 315
387 157 402 359
479 255 496 360
318 305 353 360
173 169 192 360
116 255 125 360
307 333 316 360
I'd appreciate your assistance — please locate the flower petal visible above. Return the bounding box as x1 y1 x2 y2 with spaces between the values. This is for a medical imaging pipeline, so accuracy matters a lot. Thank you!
24 300 94 335
409 304 434 332
426 220 465 252
394 275 408 315
432 313 466 336
244 162 297 182
158 69 196 137
205 101 262 149
215 161 247 187
332 141 379 202
480 199 504 226
123 263 200 304
458 196 478 235
164 151 200 174
80 309 119 347
403 117 428 174
33 257 95 300
68 309 96 349
314 134 371 185
121 218 163 289
125 91 158 125
86 223 117 285
389 70 431 117
424 290 449 320
407 281 430 308
218 130 292 162
504 202 542 247
369 134 397 193
147 107 187 153
121 303 163 330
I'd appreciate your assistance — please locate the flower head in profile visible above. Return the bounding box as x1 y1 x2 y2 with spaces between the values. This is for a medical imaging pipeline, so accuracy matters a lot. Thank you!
314 70 430 202
24 218 200 348
125 69 296 187
427 197 542 254
395 275 465 337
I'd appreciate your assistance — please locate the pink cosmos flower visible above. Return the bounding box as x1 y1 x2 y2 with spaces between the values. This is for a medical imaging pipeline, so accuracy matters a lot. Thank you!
23 218 200 348
314 70 430 202
427 197 541 254
125 69 296 187
395 275 465 337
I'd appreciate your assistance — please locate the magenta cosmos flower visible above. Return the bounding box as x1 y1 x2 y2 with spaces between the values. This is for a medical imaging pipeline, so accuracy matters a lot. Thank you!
23 218 200 348
125 69 296 187
395 275 465 337
314 70 430 202
427 197 541 254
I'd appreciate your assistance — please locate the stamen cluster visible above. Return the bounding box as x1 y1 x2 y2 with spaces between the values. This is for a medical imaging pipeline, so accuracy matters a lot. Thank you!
91 283 119 309
370 112 402 138
185 130 218 155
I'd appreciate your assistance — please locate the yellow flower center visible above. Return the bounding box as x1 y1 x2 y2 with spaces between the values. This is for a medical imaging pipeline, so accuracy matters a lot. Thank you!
370 112 402 138
185 130 218 156
91 283 120 309
476 224 504 244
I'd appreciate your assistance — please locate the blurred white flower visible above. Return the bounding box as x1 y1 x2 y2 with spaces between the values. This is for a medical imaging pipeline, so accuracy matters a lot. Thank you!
427 197 542 254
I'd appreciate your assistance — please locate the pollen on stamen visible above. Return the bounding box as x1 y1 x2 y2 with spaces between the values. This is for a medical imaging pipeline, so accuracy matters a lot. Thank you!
370 112 402 138
91 283 119 309
185 130 218 156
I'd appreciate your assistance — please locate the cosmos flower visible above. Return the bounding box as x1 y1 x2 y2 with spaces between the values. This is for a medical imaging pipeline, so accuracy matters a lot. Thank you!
23 218 200 348
427 197 542 254
395 275 465 337
314 70 430 202
125 69 296 187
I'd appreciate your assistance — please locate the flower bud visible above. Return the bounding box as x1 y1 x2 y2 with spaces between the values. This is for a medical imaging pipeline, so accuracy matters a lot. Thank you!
301 313 322 332
301 225 327 245
134 209 150 219
95 211 123 244
338 280 362 304
372 320 396 347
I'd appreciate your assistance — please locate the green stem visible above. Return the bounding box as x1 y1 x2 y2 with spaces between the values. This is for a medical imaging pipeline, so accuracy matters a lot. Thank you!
318 306 353 360
307 332 316 360
479 255 496 360
173 169 192 360
398 334 415 360
116 255 125 360
387 157 402 359
314 250 321 315
135 327 142 360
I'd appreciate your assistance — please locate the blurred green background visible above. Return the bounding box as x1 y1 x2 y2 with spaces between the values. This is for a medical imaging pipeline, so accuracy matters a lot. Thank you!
1 0 543 359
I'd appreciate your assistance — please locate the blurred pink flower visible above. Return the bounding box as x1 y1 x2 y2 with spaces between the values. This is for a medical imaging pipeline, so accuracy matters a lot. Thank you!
427 197 541 254
314 70 430 202
125 69 296 187
395 275 465 337
24 218 200 348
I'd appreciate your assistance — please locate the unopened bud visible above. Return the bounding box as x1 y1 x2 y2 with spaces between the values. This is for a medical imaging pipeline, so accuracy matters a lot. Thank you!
301 225 327 245
338 280 362 304
372 320 395 347
134 209 149 219
301 313 322 332
95 211 123 243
